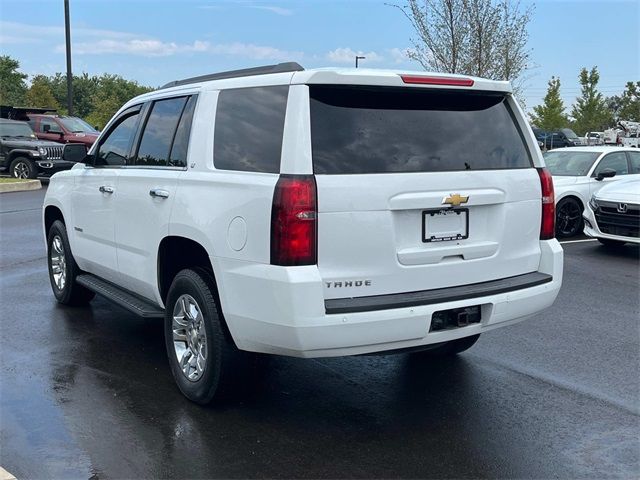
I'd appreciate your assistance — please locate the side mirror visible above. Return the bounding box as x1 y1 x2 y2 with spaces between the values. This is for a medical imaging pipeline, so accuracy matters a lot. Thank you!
43 124 50 133
94 125 100 131
62 143 88 163
596 168 616 181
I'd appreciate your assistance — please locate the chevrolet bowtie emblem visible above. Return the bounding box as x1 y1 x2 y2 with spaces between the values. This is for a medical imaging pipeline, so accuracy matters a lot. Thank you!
442 193 469 207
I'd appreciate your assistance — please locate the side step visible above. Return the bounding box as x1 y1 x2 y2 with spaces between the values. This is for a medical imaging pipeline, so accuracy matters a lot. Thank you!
76 274 165 319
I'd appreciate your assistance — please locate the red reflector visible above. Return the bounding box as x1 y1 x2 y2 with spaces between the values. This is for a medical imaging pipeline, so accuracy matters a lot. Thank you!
400 75 474 87
537 167 555 240
271 175 317 266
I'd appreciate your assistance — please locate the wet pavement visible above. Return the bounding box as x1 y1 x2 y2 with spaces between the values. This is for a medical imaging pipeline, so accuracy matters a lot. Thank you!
1 188 638 479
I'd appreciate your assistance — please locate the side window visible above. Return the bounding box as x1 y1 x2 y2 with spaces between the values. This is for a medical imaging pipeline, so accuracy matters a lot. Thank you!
214 85 289 173
594 152 629 176
40 118 58 133
96 110 140 167
627 152 640 174
135 97 188 167
169 96 197 168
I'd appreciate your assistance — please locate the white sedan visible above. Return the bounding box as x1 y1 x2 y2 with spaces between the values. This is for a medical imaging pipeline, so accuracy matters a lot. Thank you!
544 147 640 237
583 177 640 246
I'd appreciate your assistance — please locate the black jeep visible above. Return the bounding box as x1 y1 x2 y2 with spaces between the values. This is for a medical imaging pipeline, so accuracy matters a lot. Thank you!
0 118 78 178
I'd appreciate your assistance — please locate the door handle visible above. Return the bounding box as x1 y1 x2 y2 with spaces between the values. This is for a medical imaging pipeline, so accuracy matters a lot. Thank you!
99 185 114 194
149 188 170 199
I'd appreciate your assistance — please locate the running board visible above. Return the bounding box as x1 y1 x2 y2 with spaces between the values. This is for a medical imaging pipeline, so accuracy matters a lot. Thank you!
76 274 165 319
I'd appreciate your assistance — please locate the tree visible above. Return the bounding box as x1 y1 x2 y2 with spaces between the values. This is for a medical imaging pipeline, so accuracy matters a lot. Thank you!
570 66 612 133
85 75 152 129
391 0 533 97
0 55 28 105
616 81 640 121
529 77 568 130
25 75 60 110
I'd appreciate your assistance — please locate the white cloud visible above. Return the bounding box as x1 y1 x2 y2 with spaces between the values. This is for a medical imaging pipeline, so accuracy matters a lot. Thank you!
250 5 293 16
387 47 408 64
1 21 301 61
326 47 384 65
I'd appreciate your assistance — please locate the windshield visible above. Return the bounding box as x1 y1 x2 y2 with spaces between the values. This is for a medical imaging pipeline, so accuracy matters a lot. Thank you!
0 122 36 138
561 128 579 139
59 117 97 133
544 151 600 176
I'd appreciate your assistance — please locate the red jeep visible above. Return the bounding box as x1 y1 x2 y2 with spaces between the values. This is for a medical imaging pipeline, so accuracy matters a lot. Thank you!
27 114 99 147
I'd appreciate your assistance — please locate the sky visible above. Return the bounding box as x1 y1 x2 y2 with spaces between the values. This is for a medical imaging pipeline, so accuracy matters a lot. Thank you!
0 0 638 112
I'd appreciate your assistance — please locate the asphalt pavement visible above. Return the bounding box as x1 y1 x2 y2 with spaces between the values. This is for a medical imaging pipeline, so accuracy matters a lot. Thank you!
1 188 638 479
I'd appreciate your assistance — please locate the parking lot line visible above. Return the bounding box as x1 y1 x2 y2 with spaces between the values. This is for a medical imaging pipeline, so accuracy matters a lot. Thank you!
559 238 598 244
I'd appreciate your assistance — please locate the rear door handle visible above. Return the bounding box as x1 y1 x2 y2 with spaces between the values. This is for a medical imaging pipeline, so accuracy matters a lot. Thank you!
149 188 170 199
99 185 114 194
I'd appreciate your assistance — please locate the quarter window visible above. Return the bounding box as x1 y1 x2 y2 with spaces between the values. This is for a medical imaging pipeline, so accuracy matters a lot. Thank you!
95 110 140 167
214 86 289 173
135 97 188 167
169 96 197 168
594 152 629 176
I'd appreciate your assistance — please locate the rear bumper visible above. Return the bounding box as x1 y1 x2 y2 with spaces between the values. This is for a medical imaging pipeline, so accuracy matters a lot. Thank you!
213 240 563 358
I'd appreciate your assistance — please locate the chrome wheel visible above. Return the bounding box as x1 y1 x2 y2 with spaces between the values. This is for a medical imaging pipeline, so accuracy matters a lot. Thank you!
50 235 67 290
13 161 29 179
172 294 207 382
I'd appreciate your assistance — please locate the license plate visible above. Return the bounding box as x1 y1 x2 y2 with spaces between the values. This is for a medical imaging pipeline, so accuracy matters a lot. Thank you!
422 208 468 243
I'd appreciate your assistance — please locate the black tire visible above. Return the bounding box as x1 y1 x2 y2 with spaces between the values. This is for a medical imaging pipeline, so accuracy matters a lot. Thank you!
164 268 247 404
598 238 626 248
47 220 95 305
9 156 37 179
555 197 584 238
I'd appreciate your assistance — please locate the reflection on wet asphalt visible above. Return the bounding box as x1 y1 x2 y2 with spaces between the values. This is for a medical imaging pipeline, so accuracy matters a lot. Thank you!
1 188 638 478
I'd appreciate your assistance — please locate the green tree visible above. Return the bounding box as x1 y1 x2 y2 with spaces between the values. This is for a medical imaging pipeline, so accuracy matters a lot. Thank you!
25 75 60 110
529 77 568 130
617 81 640 121
0 55 28 105
85 74 152 129
570 66 612 133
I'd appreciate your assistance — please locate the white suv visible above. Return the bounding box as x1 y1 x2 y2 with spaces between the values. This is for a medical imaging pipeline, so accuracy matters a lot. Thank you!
43 63 563 403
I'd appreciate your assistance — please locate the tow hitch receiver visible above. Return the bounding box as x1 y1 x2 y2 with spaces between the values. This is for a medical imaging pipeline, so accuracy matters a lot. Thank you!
430 305 481 332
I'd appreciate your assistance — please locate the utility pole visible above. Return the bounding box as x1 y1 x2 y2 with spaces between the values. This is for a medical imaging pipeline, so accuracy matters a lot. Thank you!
355 56 365 68
64 0 73 115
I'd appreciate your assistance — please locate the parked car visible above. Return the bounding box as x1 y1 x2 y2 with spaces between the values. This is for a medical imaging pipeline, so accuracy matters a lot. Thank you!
583 177 640 246
43 63 563 403
0 118 80 178
544 146 640 237
27 114 99 147
539 128 585 149
584 132 605 146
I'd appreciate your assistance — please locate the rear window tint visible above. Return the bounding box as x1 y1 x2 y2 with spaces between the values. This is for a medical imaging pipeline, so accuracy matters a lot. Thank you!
214 86 288 173
309 86 532 174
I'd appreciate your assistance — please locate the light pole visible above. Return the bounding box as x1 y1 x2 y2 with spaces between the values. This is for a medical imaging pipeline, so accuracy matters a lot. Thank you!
355 56 365 68
64 0 73 115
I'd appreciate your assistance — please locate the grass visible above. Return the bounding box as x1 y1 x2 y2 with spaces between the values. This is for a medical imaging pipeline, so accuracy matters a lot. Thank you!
0 178 32 183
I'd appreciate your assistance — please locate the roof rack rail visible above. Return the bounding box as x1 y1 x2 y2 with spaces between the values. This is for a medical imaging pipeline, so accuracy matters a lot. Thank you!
160 62 305 89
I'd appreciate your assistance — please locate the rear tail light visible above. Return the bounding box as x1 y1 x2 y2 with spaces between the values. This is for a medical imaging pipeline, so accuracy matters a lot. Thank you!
400 75 474 87
270 175 317 266
537 167 555 240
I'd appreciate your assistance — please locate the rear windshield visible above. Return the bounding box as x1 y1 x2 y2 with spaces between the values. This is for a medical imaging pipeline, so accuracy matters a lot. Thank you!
309 86 532 174
543 151 599 176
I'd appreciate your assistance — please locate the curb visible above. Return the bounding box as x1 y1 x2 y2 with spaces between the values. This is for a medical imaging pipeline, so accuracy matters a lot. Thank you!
0 179 42 194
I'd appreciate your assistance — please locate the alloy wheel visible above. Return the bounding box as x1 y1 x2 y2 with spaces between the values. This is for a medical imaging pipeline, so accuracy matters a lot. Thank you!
172 294 208 382
13 161 29 179
557 201 582 236
50 235 67 290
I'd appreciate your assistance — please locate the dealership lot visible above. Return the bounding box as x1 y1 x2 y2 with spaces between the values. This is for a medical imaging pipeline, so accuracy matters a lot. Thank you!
0 188 638 479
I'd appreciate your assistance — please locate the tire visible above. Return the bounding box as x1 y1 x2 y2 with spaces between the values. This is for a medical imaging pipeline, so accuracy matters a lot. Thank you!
555 197 584 238
598 238 626 248
47 220 95 305
164 268 247 404
9 156 37 179
413 334 481 357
